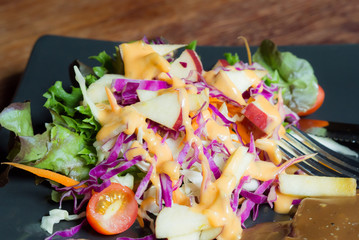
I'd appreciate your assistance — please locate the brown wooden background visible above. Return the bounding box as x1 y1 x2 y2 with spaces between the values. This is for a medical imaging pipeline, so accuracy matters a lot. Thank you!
1 0 358 111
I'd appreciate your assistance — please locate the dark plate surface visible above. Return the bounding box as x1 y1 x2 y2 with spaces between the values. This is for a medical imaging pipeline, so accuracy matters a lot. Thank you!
0 35 358 240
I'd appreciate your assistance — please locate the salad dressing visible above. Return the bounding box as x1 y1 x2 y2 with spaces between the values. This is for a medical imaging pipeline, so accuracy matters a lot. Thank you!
204 70 246 106
255 138 282 165
193 147 253 239
96 41 300 239
3 38 358 240
248 95 282 135
121 41 170 80
274 190 299 214
202 109 236 154
245 160 278 181
177 85 246 239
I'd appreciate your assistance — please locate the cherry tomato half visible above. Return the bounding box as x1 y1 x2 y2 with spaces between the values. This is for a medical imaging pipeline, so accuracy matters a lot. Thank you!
297 85 325 117
86 183 138 235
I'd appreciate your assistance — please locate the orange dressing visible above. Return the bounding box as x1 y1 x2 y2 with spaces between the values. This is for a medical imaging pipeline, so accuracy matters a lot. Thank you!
251 95 282 134
245 160 278 181
244 69 262 88
93 40 297 240
255 138 282 165
274 190 300 214
202 110 236 154
193 147 253 239
204 70 246 106
121 40 170 79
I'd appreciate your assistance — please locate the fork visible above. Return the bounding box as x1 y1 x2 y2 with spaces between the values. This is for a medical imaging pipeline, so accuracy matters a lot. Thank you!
278 125 359 184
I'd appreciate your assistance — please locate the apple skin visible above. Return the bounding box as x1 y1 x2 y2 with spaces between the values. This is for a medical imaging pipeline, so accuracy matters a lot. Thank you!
186 49 203 75
243 103 268 131
169 49 203 82
241 95 281 137
240 117 267 140
213 59 230 68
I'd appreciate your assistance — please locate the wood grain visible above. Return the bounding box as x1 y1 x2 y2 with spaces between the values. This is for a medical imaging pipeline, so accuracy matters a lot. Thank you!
0 0 358 110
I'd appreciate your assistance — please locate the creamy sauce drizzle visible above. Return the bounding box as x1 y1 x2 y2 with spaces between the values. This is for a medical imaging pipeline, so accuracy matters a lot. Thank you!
91 40 322 240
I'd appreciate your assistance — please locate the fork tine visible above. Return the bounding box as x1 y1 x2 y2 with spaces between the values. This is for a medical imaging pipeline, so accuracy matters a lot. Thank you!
289 126 359 170
279 138 351 178
283 126 359 181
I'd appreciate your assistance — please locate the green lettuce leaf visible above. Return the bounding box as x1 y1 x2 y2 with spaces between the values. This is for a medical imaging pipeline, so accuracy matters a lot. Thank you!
43 82 100 166
253 39 319 113
33 124 91 181
0 102 34 137
224 52 240 65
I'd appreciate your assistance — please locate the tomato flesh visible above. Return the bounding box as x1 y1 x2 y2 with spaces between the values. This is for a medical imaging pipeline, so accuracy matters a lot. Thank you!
86 183 138 235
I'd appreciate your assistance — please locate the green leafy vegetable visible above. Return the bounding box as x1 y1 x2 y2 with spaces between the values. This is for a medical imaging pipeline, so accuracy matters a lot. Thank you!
186 40 197 51
0 102 34 137
89 50 124 77
224 52 240 65
33 125 91 180
253 39 319 113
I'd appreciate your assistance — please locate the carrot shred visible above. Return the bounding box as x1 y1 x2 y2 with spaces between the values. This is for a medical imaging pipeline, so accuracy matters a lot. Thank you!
2 162 83 188
105 87 120 112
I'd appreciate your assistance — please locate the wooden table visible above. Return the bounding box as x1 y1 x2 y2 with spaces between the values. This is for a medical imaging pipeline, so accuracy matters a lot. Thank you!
1 0 358 111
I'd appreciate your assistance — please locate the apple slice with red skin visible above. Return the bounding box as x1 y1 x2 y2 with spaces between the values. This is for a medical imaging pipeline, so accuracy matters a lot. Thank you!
241 95 281 137
133 91 182 130
169 49 203 81
213 59 230 68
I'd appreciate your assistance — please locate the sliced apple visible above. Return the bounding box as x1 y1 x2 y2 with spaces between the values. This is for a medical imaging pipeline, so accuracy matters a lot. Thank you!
155 204 212 239
242 95 281 136
188 90 209 113
199 227 222 240
150 44 186 56
133 91 182 130
279 174 357 197
224 69 261 93
169 49 203 81
86 74 123 104
136 88 208 113
203 70 246 106
168 231 200 240
136 89 159 102
212 59 230 69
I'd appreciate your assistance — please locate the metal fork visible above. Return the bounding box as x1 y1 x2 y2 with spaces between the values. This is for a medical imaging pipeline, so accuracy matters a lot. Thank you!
278 125 359 184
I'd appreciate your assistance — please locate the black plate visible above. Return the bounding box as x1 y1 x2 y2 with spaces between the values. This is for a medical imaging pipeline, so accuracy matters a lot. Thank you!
1 35 359 240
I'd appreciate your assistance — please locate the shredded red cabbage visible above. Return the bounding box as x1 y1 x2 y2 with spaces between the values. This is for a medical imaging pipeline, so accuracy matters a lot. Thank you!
160 173 173 207
208 104 234 126
203 145 221 179
231 175 251 211
116 234 156 240
240 190 268 204
292 199 302 205
237 179 274 225
45 219 86 240
135 164 154 200
177 142 190 166
112 78 170 105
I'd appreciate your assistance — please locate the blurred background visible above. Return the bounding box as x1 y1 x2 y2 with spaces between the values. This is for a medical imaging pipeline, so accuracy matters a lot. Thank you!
0 0 358 111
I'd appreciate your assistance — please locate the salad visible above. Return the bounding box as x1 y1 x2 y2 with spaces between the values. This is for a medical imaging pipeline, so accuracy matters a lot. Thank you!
0 37 356 240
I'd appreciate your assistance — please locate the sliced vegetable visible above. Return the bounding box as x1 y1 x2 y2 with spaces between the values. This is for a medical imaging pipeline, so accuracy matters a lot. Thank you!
2 162 81 187
86 183 138 235
297 85 325 116
279 174 357 197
